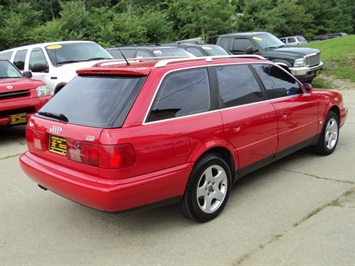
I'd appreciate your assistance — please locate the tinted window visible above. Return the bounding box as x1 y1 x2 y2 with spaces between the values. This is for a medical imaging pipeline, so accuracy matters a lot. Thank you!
13 49 27 70
219 37 230 50
29 48 49 72
186 47 204 57
216 64 264 107
252 64 302 98
232 39 254 53
148 68 210 122
38 75 146 128
106 49 124 59
121 49 137 58
297 36 307 42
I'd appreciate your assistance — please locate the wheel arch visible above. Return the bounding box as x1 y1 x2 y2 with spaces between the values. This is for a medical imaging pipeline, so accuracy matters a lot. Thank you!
328 105 340 120
191 146 237 183
54 82 67 94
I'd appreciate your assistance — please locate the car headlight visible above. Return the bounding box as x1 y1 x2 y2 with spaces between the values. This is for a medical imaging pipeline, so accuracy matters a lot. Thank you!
294 58 306 67
36 85 51 97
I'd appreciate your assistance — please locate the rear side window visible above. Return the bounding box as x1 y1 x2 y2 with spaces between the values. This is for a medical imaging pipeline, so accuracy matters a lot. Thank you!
38 75 146 128
106 49 124 59
252 64 302 98
216 64 264 107
147 68 210 122
218 37 230 50
13 49 27 70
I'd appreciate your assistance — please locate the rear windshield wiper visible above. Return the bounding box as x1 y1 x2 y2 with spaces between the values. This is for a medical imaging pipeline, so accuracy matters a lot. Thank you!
38 111 69 122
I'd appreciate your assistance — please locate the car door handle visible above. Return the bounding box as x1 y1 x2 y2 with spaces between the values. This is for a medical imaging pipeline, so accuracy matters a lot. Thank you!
232 125 241 132
280 111 289 118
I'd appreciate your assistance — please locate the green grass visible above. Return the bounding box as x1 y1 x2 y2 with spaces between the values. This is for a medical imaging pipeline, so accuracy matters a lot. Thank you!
302 35 355 87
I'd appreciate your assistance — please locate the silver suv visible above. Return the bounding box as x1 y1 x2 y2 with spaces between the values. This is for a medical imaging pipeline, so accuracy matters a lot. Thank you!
280 36 307 46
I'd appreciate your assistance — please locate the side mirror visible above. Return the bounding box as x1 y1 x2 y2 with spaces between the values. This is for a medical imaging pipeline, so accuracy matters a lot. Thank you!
31 63 48 73
304 83 313 93
246 46 257 54
276 63 291 73
22 71 32 78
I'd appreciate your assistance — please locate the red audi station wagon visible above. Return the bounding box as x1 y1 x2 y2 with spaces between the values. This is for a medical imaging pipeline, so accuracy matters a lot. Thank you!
19 55 348 222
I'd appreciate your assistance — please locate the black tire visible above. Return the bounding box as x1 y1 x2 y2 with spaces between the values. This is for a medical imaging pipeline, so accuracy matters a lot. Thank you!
311 111 339 155
179 154 232 223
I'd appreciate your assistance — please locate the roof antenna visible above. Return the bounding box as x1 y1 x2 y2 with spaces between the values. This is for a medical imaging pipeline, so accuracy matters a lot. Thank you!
117 47 130 65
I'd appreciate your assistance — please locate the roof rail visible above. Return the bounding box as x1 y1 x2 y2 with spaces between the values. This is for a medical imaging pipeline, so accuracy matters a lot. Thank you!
154 54 265 68
95 56 189 67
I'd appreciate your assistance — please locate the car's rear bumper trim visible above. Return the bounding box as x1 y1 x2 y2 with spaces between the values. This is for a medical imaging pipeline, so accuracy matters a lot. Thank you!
19 151 191 212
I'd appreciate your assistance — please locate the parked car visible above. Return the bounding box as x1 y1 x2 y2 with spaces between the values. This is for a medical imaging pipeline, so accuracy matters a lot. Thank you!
312 33 348 41
163 42 231 56
20 55 348 222
280 35 307 46
106 45 195 59
0 59 51 126
216 32 323 83
0 41 113 95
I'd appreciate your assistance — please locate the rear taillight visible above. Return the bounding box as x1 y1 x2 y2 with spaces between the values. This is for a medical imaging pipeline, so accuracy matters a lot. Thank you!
27 126 47 151
67 140 135 169
67 139 99 167
99 144 136 169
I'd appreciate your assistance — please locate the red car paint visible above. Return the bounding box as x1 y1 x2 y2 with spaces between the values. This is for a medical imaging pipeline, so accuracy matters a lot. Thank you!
19 56 348 221
0 59 50 126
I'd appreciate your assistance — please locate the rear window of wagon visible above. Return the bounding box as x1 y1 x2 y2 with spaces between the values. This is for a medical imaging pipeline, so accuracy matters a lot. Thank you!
37 75 146 128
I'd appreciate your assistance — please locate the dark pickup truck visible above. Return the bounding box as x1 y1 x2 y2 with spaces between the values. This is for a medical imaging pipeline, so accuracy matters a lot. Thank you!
216 32 323 83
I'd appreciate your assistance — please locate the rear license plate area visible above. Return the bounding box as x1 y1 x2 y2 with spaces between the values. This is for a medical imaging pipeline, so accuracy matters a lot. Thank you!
49 135 67 155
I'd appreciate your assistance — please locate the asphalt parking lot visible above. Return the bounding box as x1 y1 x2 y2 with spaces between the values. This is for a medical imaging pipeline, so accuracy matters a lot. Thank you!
1 89 354 265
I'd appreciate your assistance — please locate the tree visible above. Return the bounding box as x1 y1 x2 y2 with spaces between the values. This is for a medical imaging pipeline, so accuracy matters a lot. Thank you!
235 0 274 32
167 0 236 41
266 0 313 38
138 5 174 43
0 2 42 49
30 1 90 43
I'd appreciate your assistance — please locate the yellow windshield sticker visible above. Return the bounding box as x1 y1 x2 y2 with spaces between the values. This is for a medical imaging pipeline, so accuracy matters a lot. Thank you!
253 37 263 41
201 46 212 50
46 44 62 49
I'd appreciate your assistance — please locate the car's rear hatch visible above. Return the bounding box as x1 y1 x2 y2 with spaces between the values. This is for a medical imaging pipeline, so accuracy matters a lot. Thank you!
26 73 147 178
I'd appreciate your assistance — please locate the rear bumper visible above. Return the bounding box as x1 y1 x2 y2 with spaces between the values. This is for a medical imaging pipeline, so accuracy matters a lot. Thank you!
19 151 191 212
